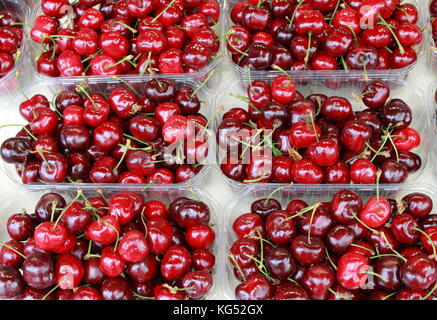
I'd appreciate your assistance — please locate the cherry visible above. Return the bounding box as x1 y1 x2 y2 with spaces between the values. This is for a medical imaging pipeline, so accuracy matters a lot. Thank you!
326 225 355 254
57 50 84 76
337 252 369 290
0 240 24 268
7 212 34 241
54 253 84 289
392 127 420 152
251 198 281 220
31 15 59 43
331 189 363 224
291 159 324 184
402 193 433 219
391 214 419 245
265 247 296 280
72 286 103 300
373 256 402 291
359 196 391 229
186 225 215 249
265 210 295 245
235 274 272 300
340 120 372 153
0 138 31 164
22 252 55 289
101 277 133 300
99 246 125 278
84 258 106 286
274 282 309 300
117 230 149 262
350 159 377 184
126 256 158 283
85 215 120 246
182 271 213 299
192 248 215 272
362 80 390 108
229 238 259 269
380 159 408 183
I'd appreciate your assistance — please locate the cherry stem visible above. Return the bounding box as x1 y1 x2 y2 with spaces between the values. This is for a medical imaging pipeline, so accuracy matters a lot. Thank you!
412 227 437 260
117 143 153 152
0 124 37 140
41 284 60 300
307 111 319 142
81 49 103 63
112 21 137 33
340 56 349 71
85 239 93 260
280 202 321 225
101 218 120 252
351 211 379 235
245 254 276 282
53 190 83 230
350 243 373 254
152 0 177 23
378 14 404 54
272 64 291 79
380 232 407 262
225 31 249 57
422 281 437 300
229 93 260 112
382 291 397 300
304 32 312 68
0 241 27 259
325 247 337 270
140 52 153 76
50 201 57 222
328 287 351 299
289 0 305 26
191 70 217 98
328 0 341 26
228 252 247 282
360 270 388 283
111 76 140 96
307 204 317 243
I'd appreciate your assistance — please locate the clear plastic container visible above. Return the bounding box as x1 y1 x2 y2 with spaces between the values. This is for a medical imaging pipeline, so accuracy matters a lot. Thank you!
26 1 226 85
0 184 223 300
221 183 437 299
0 76 216 186
0 0 30 97
213 75 434 191
224 0 431 81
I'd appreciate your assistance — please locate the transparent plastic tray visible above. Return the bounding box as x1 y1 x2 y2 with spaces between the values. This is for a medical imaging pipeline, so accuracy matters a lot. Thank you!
213 75 434 191
223 0 431 80
221 183 437 299
0 184 223 300
26 1 226 84
0 0 30 97
0 76 216 186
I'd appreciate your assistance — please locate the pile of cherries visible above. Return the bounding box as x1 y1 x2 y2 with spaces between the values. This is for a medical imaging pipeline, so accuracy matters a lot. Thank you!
227 0 422 71
0 191 216 300
31 0 220 76
0 10 23 77
229 189 437 300
431 0 437 51
218 76 422 184
0 78 209 184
